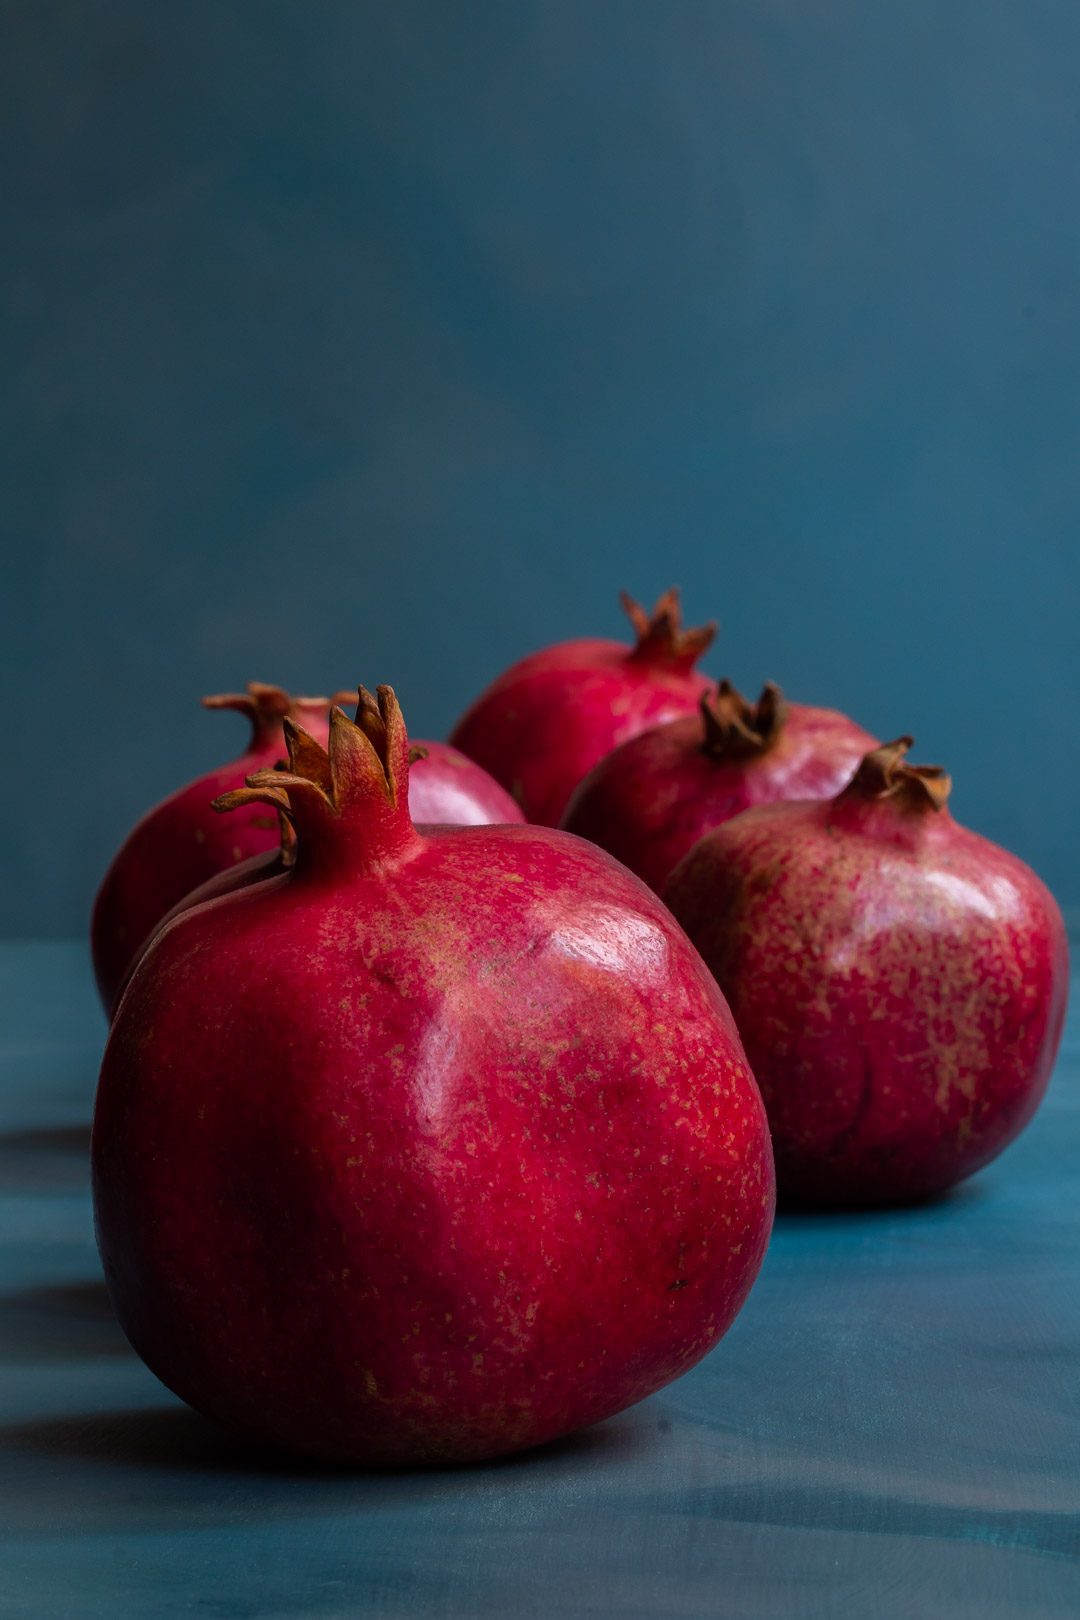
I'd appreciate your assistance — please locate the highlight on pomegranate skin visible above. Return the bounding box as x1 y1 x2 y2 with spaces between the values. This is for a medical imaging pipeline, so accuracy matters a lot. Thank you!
90 682 350 1017
405 738 526 828
665 738 1070 1207
92 685 775 1467
449 588 717 826
562 678 877 893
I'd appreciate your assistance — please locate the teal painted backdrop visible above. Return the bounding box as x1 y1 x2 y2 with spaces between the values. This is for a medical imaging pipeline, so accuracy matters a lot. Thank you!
3 1 1078 935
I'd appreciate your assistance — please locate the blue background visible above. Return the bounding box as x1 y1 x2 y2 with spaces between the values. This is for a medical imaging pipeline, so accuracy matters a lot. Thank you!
4 0 1078 937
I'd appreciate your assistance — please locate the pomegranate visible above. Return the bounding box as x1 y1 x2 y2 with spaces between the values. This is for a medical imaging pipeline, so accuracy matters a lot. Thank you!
92 687 524 1017
93 687 774 1466
562 679 877 892
111 738 525 1016
91 683 348 1016
665 738 1069 1206
403 739 525 828
449 589 716 825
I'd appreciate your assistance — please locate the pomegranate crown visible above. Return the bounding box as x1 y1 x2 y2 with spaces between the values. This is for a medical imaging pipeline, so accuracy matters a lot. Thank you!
843 736 952 813
202 681 356 748
621 588 716 671
214 686 421 873
700 679 788 760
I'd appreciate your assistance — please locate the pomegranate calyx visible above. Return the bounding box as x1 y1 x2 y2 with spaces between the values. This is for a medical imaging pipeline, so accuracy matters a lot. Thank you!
621 588 716 672
214 685 422 874
842 736 952 814
202 682 355 750
700 680 788 760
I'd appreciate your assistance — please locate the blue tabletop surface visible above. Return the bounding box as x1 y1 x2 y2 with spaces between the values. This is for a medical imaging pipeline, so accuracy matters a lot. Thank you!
1 942 1077 1618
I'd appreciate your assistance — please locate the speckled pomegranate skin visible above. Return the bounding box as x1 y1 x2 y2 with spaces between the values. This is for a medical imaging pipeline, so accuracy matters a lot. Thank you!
93 697 773 1467
93 722 522 1018
449 593 714 826
91 694 338 1017
562 700 876 893
665 779 1069 1206
107 749 523 1022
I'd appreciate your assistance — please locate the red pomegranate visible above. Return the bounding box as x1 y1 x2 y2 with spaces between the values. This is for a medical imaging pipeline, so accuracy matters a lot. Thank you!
91 683 348 1016
562 679 877 892
449 589 716 825
109 732 526 1017
665 738 1069 1206
405 738 525 828
92 687 524 1017
93 687 774 1466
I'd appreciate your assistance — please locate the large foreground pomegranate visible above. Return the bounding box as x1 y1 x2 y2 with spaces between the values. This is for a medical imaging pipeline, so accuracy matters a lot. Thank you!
91 683 346 1015
562 680 876 892
93 688 774 1466
92 686 523 1016
449 589 716 825
665 738 1069 1205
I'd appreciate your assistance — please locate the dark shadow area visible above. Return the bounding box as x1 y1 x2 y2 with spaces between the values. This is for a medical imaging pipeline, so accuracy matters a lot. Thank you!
0 1399 654 1535
0 1123 91 1192
5 1398 649 1478
0 1278 129 1362
3 1404 301 1476
469 1411 653 1475
773 1174 989 1225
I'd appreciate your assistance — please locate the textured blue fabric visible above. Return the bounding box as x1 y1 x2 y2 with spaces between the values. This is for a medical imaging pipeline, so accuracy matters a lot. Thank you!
4 2 1080 936
0 942 1077 1616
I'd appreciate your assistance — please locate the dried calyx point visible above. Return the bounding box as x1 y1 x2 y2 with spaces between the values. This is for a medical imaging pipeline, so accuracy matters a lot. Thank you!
268 761 299 865
844 736 951 813
202 682 355 747
215 686 408 820
700 679 787 759
621 588 716 671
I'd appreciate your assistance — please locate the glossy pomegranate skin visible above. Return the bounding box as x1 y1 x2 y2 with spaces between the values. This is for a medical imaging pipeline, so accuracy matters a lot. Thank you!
408 740 525 826
449 591 715 826
107 744 523 1022
107 745 523 1018
664 752 1069 1206
93 695 773 1467
91 689 339 1016
562 695 876 893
